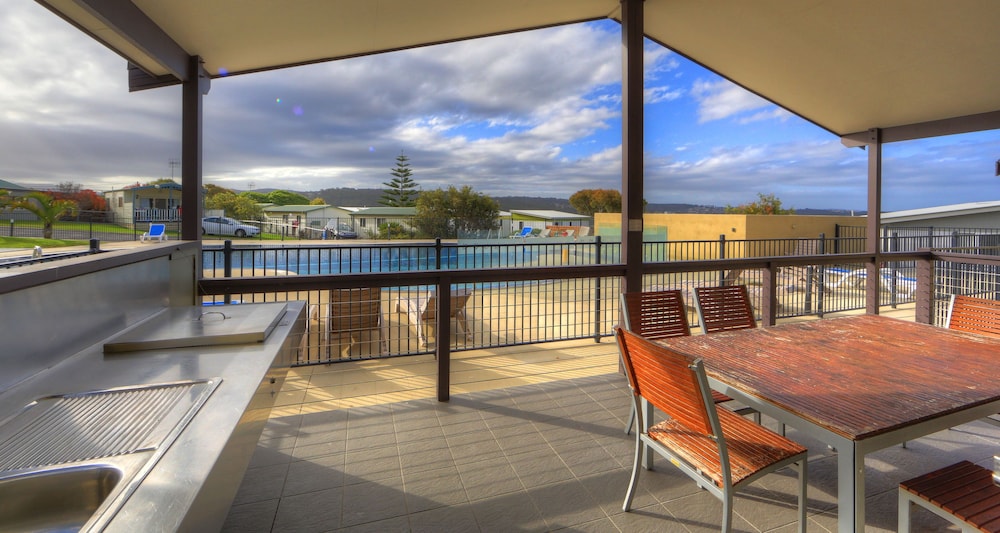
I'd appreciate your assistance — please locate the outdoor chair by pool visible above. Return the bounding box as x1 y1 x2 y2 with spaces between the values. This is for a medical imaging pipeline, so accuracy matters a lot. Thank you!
619 290 758 435
396 288 472 348
328 287 386 358
140 223 167 242
615 327 808 532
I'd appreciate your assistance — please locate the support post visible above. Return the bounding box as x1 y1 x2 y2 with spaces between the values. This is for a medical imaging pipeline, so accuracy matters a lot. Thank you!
181 55 209 242
620 0 644 295
865 128 883 314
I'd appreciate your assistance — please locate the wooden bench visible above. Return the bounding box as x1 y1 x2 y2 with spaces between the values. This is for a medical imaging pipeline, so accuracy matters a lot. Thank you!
899 460 1000 532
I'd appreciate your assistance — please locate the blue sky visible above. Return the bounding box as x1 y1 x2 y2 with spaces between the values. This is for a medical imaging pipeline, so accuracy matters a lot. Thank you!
2 7 998 212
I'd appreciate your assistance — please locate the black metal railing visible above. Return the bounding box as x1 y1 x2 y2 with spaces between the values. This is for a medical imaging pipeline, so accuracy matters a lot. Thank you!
199 236 926 366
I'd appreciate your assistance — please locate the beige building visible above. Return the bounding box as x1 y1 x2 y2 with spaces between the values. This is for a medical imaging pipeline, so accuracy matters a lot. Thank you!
593 213 864 259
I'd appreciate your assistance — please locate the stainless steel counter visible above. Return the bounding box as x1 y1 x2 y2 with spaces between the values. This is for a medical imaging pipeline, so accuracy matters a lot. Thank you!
0 301 306 532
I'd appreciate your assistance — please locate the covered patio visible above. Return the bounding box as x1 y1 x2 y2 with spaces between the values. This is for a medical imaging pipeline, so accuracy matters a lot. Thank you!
223 327 1000 532
28 1 1000 532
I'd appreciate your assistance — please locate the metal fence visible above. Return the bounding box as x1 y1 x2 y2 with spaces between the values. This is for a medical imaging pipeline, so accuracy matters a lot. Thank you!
202 234 925 365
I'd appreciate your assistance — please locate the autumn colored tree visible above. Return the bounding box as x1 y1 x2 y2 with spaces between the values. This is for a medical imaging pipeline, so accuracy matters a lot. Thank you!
724 193 795 215
51 182 107 211
569 189 623 216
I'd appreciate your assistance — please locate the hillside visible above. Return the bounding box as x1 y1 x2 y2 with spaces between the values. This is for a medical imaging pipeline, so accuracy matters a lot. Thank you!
282 187 858 216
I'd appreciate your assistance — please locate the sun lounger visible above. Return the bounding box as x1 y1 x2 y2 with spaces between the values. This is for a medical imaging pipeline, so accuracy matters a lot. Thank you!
140 223 167 242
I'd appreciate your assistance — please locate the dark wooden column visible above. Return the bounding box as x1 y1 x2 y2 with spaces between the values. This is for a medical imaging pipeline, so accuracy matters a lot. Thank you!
865 128 882 314
181 56 208 241
620 0 644 295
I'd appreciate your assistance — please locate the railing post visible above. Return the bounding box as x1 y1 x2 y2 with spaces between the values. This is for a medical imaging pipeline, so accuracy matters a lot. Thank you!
889 231 899 308
593 236 602 343
717 234 726 286
761 263 777 326
434 238 442 270
223 240 233 304
915 254 934 324
436 277 452 402
816 233 826 317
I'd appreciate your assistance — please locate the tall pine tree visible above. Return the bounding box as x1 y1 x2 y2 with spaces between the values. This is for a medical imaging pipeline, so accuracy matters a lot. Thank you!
380 153 419 207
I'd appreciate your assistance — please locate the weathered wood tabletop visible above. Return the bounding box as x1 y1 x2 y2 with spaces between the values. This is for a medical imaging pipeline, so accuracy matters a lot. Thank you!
662 314 1000 441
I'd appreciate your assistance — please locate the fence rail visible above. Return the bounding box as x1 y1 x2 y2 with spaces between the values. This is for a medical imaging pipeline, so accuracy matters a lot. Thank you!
200 237 930 366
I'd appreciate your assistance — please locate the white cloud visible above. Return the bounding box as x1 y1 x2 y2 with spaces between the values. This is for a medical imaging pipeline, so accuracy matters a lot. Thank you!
690 79 773 123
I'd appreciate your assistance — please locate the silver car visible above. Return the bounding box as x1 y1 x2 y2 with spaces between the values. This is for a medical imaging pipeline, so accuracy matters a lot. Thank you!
201 216 260 237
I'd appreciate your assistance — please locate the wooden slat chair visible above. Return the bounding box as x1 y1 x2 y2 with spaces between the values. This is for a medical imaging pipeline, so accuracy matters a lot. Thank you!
899 460 1000 533
693 284 786 435
328 287 387 358
619 290 759 436
694 285 758 333
947 294 1000 337
615 327 808 532
947 294 1000 428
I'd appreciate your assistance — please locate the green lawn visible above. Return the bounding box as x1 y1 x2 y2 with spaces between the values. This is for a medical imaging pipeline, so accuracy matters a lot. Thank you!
0 236 90 249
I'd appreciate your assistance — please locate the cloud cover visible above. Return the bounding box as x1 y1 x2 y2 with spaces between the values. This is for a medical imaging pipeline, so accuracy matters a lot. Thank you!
2 3 998 212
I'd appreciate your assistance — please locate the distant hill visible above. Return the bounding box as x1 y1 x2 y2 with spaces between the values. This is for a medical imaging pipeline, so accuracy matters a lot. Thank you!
256 187 859 216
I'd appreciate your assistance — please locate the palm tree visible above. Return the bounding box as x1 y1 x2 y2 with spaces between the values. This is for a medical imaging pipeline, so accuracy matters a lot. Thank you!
15 192 78 239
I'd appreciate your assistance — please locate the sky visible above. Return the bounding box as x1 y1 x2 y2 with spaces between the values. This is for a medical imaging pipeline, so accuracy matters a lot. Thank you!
2 3 999 213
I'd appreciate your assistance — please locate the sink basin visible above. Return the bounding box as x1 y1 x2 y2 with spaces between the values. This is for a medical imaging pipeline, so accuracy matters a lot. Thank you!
0 464 122 532
0 379 221 531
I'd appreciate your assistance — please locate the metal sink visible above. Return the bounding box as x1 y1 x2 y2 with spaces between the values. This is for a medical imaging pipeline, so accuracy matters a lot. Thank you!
0 379 221 531
0 462 127 532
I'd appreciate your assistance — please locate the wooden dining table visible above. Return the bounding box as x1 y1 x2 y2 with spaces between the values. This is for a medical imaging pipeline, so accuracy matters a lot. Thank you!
658 314 1000 533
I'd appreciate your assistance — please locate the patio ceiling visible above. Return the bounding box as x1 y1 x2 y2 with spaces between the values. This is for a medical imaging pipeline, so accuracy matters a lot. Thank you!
37 0 1000 143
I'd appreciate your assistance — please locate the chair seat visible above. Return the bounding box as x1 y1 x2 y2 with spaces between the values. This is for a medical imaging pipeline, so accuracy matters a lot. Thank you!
900 460 1000 532
711 390 734 403
647 404 806 487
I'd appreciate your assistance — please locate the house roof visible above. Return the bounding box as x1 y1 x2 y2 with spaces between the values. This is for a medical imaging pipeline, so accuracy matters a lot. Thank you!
0 179 33 192
882 201 1000 223
105 182 183 193
36 1 1000 142
352 207 417 216
511 210 590 221
262 204 330 213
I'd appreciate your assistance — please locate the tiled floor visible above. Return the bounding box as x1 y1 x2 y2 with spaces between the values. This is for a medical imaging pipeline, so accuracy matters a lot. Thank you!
223 334 1000 532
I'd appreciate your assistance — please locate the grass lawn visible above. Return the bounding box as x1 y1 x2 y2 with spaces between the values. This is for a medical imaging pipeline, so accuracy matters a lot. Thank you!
0 236 90 249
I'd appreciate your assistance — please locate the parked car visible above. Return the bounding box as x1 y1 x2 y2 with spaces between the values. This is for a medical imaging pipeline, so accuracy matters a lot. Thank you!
324 221 358 239
202 216 260 237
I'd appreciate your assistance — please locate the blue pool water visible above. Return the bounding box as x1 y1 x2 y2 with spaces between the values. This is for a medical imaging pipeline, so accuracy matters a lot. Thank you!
203 245 541 276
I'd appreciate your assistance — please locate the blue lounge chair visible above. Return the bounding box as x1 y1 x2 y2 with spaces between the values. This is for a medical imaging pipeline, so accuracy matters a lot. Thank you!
510 227 532 239
140 224 167 242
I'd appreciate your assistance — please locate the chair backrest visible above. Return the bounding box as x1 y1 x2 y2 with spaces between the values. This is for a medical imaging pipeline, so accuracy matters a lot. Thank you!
517 227 532 238
615 326 714 436
329 287 381 333
620 290 691 340
694 285 757 333
946 294 1000 337
148 224 165 236
420 289 471 320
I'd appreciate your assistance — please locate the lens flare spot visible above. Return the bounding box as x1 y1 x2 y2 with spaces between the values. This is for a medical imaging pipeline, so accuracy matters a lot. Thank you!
293 105 303 116
369 146 375 152
218 67 229 76
275 98 282 104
